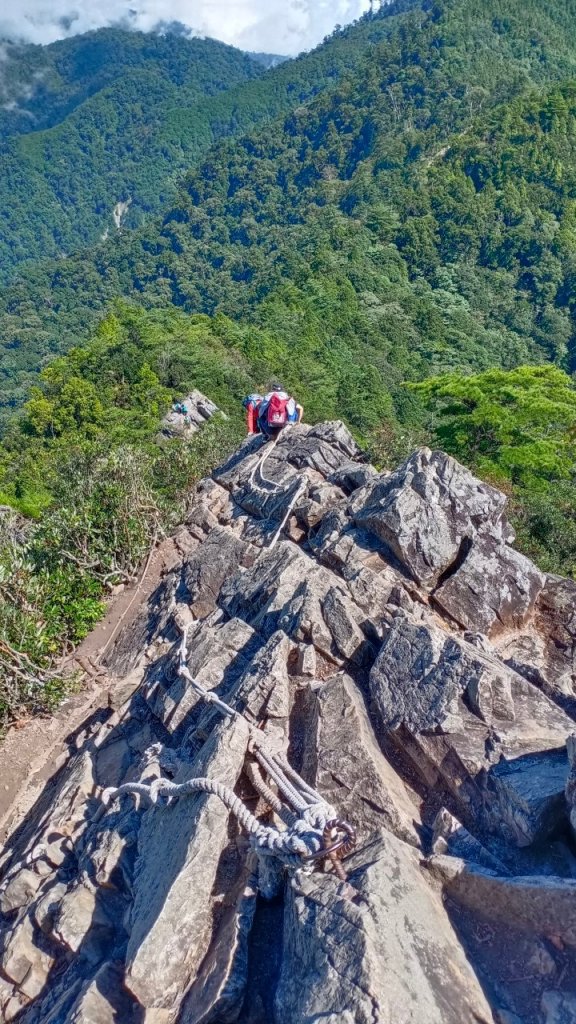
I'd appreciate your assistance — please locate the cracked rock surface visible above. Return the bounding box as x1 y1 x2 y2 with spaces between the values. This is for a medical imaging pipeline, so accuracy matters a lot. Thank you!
1 422 575 1024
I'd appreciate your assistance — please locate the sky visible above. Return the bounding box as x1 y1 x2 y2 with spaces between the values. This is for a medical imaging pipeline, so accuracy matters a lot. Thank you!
0 1 373 55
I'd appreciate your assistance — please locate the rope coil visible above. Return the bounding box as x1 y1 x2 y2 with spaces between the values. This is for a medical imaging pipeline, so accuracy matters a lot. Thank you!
100 626 357 880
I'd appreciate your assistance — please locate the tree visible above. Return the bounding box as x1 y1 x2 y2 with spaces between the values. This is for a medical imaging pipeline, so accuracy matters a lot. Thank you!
411 364 576 488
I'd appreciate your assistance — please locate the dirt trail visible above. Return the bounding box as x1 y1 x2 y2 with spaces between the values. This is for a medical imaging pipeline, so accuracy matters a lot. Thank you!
0 537 180 844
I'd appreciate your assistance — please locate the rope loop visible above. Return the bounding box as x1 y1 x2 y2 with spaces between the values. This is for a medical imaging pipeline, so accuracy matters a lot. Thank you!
98 624 357 887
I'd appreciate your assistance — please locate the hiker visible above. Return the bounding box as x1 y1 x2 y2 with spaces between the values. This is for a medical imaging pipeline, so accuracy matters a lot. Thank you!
243 393 264 435
172 400 189 417
258 383 303 439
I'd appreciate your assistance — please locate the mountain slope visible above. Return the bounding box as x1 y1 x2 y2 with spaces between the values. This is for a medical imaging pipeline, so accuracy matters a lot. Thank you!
3 0 576 419
0 27 264 139
0 14 414 281
0 29 264 279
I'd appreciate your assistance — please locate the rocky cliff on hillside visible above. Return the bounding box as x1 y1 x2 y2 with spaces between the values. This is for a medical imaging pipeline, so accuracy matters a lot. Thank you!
1 421 575 1024
160 391 220 439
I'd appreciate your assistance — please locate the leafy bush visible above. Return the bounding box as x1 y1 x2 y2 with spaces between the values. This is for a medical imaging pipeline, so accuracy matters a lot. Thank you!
0 387 241 729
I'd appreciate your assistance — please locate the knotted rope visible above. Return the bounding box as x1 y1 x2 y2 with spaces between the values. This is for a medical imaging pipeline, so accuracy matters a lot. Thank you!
101 627 357 877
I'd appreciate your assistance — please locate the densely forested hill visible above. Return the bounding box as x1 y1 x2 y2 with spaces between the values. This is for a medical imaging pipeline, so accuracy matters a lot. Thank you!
0 12 414 281
3 0 576 418
0 29 259 139
0 29 264 279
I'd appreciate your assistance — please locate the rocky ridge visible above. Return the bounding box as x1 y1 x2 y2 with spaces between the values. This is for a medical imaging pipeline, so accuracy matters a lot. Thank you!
0 419 575 1023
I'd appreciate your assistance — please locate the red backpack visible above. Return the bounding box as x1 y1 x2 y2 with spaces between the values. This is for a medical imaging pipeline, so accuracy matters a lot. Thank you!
266 393 289 427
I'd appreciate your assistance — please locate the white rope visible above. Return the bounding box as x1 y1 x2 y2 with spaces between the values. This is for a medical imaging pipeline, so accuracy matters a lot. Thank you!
101 777 323 867
250 742 310 813
267 479 305 550
248 434 280 493
245 760 290 820
175 632 324 815
99 626 342 878
244 428 306 548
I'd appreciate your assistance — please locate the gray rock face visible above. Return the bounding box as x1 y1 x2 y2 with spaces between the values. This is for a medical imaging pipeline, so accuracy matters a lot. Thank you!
370 615 572 846
370 615 478 732
538 577 576 694
182 528 252 618
160 390 219 438
434 533 545 634
430 854 576 947
276 833 493 1024
301 672 419 844
355 447 509 586
125 718 249 1009
1 420 575 1024
542 990 576 1024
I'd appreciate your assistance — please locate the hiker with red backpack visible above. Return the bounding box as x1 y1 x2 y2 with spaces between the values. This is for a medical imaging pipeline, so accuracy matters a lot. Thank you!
256 383 303 439
242 383 303 437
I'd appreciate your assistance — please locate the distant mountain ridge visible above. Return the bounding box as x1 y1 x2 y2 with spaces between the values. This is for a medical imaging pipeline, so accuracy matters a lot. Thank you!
0 29 260 139
0 14 401 284
0 29 265 277
3 0 576 420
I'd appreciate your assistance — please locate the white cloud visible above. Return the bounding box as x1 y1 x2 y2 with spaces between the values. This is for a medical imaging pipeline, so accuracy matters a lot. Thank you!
0 0 372 54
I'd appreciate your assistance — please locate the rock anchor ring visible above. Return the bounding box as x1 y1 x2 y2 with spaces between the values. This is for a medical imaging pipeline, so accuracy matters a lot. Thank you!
305 818 357 862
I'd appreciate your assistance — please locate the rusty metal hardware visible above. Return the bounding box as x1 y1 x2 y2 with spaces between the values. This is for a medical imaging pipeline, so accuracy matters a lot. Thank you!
305 819 357 862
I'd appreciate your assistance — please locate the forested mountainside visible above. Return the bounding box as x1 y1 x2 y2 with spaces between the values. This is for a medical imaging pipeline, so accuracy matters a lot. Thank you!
0 14 403 282
1 0 576 717
3 0 576 412
0 30 265 277
0 29 259 140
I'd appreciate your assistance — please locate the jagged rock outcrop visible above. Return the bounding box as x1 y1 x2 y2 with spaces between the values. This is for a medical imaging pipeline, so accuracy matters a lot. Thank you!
1 423 575 1024
160 390 220 438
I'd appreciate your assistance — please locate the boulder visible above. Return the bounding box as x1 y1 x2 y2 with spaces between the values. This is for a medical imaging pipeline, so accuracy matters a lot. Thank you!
429 854 576 948
52 883 114 958
275 832 493 1024
434 533 545 635
0 869 41 915
301 672 419 844
124 717 249 1010
219 542 371 665
355 447 511 586
186 629 292 752
142 615 257 737
182 528 252 619
0 909 55 999
369 616 573 845
160 390 219 438
178 866 257 1024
